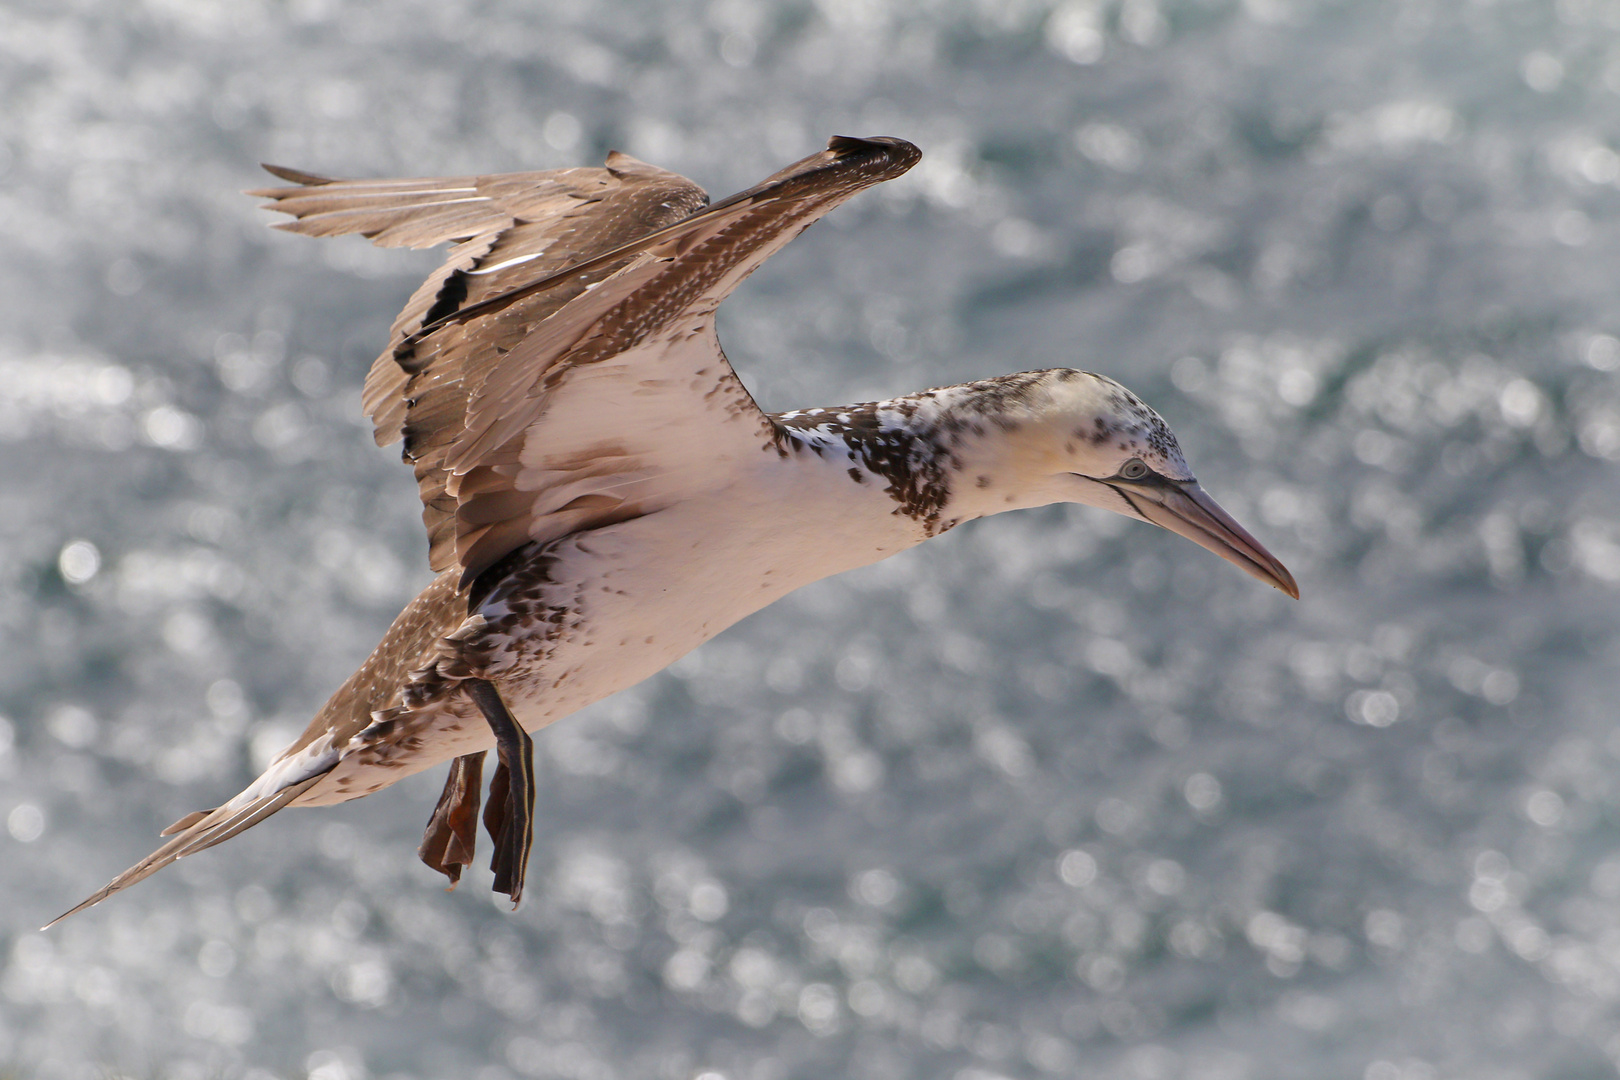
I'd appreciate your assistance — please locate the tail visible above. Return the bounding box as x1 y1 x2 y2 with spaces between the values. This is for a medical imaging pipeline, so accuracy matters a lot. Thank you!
44 773 326 929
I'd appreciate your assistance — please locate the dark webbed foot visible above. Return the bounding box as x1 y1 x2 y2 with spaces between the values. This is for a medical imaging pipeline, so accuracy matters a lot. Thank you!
465 678 535 906
418 752 485 886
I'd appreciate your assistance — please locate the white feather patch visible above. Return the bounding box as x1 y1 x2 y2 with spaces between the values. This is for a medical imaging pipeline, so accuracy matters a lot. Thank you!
468 248 549 275
234 731 340 806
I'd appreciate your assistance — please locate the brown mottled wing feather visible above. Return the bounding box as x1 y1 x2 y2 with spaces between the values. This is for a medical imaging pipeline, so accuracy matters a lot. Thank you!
258 136 921 587
251 154 712 452
254 153 713 562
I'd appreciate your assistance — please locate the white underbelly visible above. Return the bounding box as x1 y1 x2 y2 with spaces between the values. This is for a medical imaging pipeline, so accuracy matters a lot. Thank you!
496 484 921 727
298 472 921 805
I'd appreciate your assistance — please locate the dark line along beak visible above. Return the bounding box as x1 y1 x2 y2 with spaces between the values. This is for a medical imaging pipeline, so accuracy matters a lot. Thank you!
1110 477 1300 599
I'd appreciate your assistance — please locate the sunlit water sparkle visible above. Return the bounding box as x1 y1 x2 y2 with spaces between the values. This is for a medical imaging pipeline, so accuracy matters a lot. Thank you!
3 1 1620 1078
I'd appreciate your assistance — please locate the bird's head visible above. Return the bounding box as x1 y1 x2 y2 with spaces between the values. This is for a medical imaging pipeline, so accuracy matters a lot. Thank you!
945 369 1298 598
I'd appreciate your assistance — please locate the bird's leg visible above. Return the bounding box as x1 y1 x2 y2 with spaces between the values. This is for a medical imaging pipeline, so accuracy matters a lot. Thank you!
464 677 534 906
417 752 485 887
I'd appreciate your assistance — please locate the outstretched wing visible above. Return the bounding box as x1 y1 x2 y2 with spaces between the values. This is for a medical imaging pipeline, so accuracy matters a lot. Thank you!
252 154 713 454
254 136 922 588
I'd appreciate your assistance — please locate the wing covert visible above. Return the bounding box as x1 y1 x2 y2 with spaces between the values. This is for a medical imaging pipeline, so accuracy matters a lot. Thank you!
255 136 922 588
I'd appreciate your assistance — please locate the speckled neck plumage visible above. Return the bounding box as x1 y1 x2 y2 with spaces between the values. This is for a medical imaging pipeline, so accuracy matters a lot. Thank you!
772 368 1169 537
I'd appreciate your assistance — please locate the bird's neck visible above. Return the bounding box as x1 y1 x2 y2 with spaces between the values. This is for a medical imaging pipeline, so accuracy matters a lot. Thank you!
772 374 1059 537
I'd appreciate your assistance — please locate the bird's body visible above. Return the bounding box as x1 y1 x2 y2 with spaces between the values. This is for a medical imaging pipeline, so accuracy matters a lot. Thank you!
254 369 1167 809
54 137 1296 924
287 393 934 810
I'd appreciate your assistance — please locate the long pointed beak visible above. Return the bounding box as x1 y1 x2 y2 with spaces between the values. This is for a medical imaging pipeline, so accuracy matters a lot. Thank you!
1114 479 1299 598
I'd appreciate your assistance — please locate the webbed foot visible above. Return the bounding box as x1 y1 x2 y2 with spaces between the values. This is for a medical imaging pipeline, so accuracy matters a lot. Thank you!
465 678 534 906
418 752 485 887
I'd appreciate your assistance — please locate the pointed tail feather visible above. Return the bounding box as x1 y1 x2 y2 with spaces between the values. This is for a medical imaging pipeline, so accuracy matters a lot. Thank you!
160 807 215 836
45 774 325 929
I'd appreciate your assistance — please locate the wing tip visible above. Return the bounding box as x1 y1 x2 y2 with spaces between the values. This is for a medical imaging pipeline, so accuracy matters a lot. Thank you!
602 150 655 179
826 135 923 174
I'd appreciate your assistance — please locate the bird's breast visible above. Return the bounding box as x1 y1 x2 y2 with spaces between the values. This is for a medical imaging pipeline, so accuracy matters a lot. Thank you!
478 450 927 720
300 447 928 804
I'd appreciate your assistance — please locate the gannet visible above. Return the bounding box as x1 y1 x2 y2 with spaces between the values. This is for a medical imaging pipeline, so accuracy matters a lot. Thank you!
52 136 1296 925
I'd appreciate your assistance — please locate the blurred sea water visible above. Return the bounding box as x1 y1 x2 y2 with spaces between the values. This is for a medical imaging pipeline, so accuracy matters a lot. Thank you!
3 0 1620 1077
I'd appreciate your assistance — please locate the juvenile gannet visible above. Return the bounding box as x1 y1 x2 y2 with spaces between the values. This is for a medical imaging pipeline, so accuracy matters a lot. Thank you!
52 136 1296 925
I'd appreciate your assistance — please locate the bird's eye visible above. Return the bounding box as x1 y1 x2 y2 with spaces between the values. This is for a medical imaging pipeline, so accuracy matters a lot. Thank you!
1119 458 1149 480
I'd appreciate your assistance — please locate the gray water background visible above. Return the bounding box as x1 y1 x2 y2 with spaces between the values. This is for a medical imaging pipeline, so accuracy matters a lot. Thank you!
4 0 1620 1077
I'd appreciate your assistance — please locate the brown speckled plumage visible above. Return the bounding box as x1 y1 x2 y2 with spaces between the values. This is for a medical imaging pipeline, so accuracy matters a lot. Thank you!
51 136 1296 928
49 136 928 924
